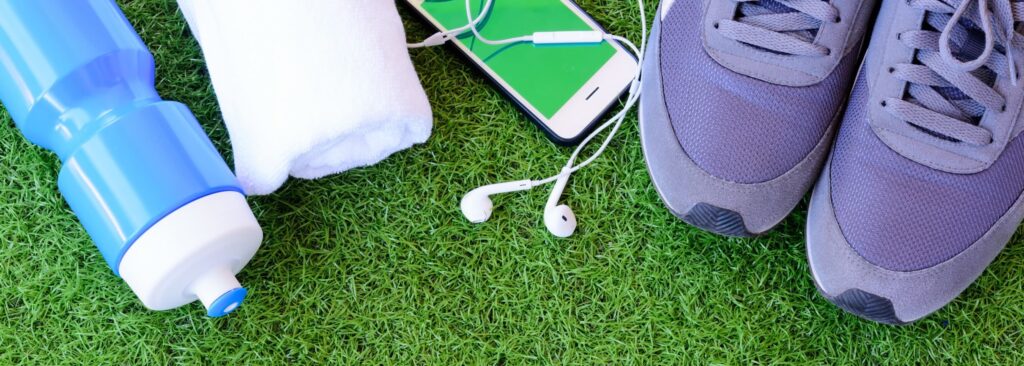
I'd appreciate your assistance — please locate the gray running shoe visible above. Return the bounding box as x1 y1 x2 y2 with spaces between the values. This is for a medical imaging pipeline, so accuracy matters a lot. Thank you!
640 0 877 236
808 0 1024 324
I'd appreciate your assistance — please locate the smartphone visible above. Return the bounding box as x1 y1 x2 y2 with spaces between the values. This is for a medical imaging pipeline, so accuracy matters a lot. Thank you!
405 0 638 145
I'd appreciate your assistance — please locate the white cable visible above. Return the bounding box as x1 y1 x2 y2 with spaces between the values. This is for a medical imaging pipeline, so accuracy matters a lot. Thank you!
408 0 608 48
461 0 609 46
463 0 534 45
406 0 495 48
407 0 648 217
530 4 647 187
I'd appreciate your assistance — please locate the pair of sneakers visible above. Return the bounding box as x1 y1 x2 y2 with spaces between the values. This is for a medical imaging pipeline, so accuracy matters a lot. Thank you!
641 0 1024 324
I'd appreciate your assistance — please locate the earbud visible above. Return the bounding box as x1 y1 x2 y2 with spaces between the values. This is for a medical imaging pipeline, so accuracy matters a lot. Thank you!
435 0 647 239
543 169 577 238
460 180 533 223
460 172 577 238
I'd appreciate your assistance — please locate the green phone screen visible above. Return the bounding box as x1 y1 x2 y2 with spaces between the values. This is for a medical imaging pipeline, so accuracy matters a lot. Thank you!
419 0 617 119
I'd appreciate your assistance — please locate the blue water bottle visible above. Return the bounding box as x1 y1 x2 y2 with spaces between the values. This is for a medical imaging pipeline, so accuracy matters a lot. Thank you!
0 0 263 317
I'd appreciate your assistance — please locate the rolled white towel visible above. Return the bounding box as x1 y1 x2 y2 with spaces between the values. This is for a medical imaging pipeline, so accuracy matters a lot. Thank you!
178 0 433 195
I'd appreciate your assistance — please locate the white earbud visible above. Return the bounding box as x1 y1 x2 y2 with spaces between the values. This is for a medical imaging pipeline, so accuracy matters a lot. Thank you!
417 0 647 238
459 172 577 237
544 168 577 238
460 180 533 223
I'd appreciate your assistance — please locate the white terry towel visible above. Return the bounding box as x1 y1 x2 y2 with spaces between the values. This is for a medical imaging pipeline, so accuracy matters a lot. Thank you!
178 0 433 195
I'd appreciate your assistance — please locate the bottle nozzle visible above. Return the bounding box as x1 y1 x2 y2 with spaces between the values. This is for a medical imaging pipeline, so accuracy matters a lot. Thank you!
118 191 263 316
192 266 247 317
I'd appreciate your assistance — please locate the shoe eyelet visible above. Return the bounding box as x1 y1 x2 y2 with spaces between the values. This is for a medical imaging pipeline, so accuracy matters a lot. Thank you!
888 67 896 74
1001 104 1007 112
713 22 720 29
880 100 888 107
834 16 842 23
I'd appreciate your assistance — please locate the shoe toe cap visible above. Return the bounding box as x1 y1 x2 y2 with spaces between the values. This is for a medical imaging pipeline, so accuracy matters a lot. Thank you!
807 166 1022 324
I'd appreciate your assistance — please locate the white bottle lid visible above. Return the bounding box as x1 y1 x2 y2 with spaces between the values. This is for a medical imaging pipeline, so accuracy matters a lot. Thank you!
118 191 263 316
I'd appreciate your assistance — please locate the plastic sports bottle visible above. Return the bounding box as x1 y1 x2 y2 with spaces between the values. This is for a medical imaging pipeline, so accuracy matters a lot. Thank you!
0 0 263 317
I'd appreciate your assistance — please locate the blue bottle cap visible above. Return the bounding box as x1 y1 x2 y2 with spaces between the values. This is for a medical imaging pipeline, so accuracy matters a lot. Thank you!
208 287 248 317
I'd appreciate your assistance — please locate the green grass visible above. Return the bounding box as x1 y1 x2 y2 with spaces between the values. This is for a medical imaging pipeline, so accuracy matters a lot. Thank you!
2 0 1024 364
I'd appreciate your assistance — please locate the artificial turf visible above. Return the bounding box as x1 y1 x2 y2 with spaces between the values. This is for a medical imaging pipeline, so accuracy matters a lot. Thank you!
2 0 1024 364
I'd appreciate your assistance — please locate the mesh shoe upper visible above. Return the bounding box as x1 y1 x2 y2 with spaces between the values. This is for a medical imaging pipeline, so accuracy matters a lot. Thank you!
832 67 1024 272
828 0 1024 272
659 0 858 184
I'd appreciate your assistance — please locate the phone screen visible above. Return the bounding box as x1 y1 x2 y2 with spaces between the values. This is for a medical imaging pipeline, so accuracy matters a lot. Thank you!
416 0 619 119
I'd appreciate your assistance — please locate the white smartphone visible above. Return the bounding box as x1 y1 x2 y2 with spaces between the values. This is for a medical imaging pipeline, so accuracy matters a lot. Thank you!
405 0 638 145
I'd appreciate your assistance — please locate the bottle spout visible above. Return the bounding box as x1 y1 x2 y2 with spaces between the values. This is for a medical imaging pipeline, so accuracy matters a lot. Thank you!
118 191 263 316
192 266 247 317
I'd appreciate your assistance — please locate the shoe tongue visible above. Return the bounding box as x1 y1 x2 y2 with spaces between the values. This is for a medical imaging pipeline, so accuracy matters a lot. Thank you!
745 0 794 13
917 15 994 128
955 23 989 60
738 0 820 43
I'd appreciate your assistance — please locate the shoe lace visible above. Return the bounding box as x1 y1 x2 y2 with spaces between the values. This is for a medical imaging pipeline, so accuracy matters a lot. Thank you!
716 0 841 56
885 0 1024 145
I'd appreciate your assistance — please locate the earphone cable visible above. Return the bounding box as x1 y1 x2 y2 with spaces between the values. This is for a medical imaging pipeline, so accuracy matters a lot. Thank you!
530 1 647 186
